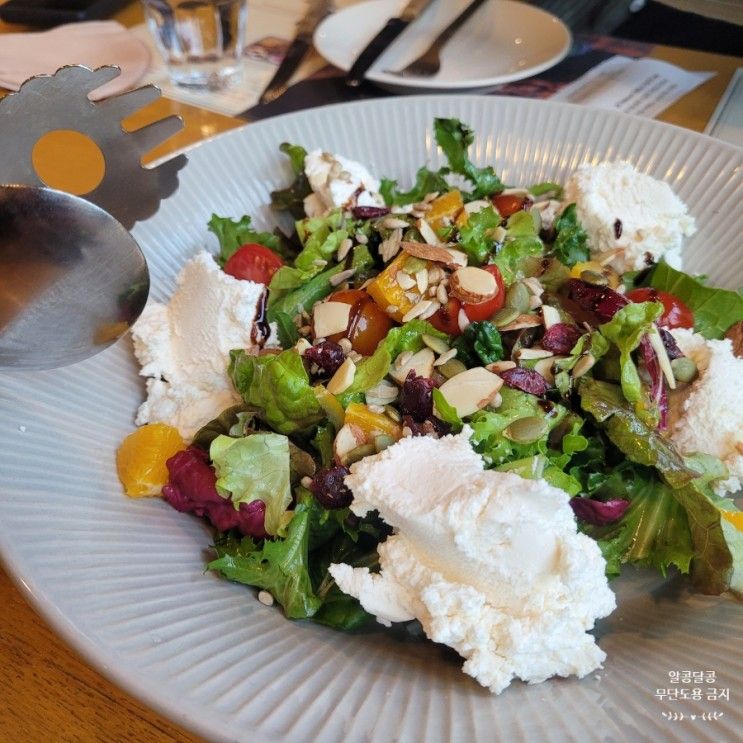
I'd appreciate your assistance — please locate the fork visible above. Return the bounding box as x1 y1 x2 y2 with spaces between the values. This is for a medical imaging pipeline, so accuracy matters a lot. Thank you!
392 0 489 78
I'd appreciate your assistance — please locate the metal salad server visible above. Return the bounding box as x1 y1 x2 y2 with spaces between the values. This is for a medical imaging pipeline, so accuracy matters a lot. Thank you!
0 65 186 371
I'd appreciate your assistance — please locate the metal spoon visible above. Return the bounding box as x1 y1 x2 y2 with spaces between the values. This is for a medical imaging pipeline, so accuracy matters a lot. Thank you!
0 184 149 371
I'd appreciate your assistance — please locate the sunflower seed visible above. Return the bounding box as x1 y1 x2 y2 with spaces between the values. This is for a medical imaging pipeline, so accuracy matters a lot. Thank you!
422 333 450 354
402 300 434 323
572 353 596 379
337 237 353 261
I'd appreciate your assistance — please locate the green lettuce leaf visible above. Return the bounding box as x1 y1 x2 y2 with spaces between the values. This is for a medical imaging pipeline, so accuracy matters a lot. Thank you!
209 505 322 619
582 464 694 577
266 263 344 322
337 344 392 407
229 349 324 435
452 321 503 367
469 387 567 467
273 310 299 349
599 301 663 404
207 214 283 266
380 167 450 207
528 181 563 198
210 433 292 536
579 378 741 594
432 388 463 431
648 261 743 339
492 211 544 284
382 319 448 359
457 205 501 265
433 118 503 199
269 142 312 219
552 203 589 267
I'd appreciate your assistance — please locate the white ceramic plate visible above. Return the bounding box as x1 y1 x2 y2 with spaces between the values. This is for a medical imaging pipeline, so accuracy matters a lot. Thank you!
1 97 742 743
314 0 571 93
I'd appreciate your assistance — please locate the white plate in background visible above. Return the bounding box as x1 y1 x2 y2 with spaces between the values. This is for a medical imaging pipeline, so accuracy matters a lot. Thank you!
314 0 572 92
1 96 741 742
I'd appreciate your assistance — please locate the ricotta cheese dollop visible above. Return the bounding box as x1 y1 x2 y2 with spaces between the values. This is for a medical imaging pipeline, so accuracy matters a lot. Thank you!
132 251 263 439
303 149 385 218
329 428 616 695
669 328 743 496
563 161 695 273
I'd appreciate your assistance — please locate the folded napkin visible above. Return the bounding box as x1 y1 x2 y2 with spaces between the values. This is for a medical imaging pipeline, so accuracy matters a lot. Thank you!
0 21 150 100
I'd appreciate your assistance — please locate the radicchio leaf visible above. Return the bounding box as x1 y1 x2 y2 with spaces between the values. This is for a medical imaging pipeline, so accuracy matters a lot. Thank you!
162 447 267 538
570 496 631 526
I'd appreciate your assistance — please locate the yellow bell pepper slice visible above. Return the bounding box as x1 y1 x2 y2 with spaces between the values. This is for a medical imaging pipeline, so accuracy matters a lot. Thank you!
426 190 464 230
367 253 425 321
344 403 402 440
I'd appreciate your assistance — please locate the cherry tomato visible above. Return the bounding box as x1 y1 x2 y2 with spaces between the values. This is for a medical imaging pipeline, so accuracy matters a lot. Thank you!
224 243 283 284
429 297 462 336
492 193 528 218
328 289 395 356
626 288 694 329
462 265 506 322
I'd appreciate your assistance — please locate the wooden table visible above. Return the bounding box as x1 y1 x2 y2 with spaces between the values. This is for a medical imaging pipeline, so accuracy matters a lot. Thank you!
0 4 741 741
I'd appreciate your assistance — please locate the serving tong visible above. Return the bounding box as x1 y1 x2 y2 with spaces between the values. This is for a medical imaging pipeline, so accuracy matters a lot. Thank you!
0 65 185 370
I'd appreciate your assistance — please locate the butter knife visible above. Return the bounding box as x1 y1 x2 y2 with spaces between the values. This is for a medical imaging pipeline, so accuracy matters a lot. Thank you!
258 0 330 105
346 0 436 88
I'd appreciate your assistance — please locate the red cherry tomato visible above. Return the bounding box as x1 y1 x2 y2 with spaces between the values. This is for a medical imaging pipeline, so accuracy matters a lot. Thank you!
224 243 283 284
492 193 528 218
429 297 462 336
462 265 506 322
626 288 694 329
328 289 395 355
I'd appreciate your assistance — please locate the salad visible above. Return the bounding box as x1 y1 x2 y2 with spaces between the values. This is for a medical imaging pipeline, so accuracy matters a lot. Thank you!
118 118 743 692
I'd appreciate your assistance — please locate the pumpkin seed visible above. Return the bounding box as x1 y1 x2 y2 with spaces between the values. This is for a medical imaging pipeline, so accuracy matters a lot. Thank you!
580 269 608 286
345 444 377 465
384 405 402 422
504 416 548 444
438 358 467 379
506 282 530 313
671 356 698 383
492 307 520 328
374 435 396 453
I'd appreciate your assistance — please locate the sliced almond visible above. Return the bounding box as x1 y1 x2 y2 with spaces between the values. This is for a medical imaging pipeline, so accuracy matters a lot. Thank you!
396 272 416 290
522 276 544 297
449 266 498 304
463 199 491 215
437 367 504 418
487 360 517 374
415 269 429 294
528 294 543 310
389 347 435 384
533 357 556 384
458 307 471 333
647 328 677 390
401 241 467 269
541 304 561 329
416 218 441 245
401 300 434 323
327 357 357 395
294 338 312 356
313 301 351 338
515 348 553 361
498 314 542 332
433 348 457 366
333 423 366 466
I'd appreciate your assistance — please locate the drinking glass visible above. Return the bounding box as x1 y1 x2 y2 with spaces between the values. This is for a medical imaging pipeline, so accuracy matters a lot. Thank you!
142 0 248 90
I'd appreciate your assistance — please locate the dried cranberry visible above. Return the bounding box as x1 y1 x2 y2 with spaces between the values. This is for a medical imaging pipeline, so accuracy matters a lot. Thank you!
613 219 623 239
304 341 345 378
659 328 684 360
568 279 629 323
352 205 390 219
500 367 551 395
541 323 583 355
309 465 353 509
400 370 435 422
402 414 450 438
570 497 630 526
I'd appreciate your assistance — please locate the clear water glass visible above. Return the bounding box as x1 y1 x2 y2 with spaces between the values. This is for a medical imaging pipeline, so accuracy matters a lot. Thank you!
142 0 248 90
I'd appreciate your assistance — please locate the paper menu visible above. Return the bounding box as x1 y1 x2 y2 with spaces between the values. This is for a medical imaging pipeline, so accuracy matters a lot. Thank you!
550 56 715 118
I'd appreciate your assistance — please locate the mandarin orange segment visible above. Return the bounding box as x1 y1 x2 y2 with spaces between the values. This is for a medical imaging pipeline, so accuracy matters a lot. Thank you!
116 423 186 498
425 190 464 230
